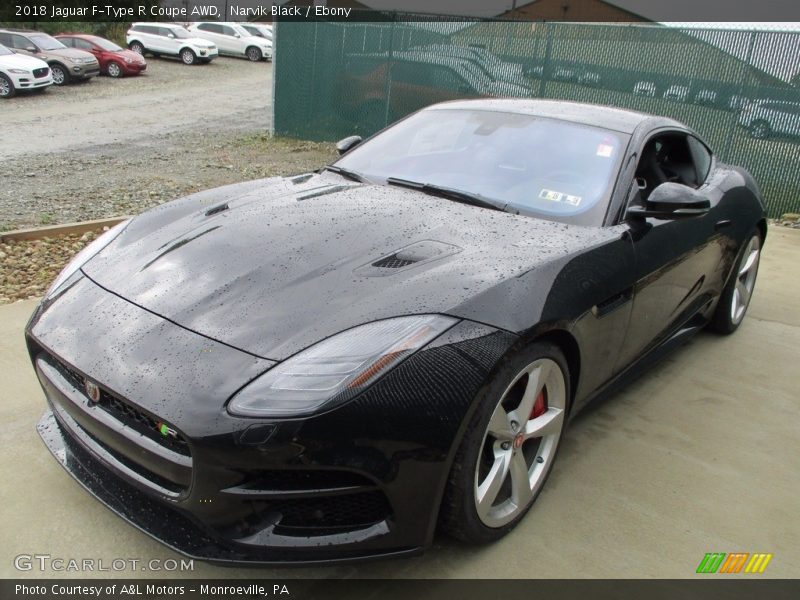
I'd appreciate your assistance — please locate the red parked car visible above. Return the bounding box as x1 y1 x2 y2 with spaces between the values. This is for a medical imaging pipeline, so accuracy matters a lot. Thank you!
55 34 146 78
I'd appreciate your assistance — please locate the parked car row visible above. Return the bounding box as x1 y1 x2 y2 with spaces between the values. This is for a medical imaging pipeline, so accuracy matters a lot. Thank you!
126 22 272 65
0 22 273 99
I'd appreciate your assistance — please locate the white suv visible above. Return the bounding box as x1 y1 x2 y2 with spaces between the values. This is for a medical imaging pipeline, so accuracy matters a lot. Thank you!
0 43 52 98
126 23 217 65
188 22 272 62
739 100 800 139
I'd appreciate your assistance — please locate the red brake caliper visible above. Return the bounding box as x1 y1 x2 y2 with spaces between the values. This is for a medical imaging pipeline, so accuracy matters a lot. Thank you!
531 389 547 419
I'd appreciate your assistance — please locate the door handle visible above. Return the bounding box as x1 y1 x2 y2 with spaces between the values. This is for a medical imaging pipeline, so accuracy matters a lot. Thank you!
592 288 633 318
714 219 732 231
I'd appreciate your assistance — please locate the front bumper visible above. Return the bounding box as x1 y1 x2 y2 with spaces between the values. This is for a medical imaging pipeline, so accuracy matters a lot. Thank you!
70 63 100 79
8 70 53 89
27 275 515 563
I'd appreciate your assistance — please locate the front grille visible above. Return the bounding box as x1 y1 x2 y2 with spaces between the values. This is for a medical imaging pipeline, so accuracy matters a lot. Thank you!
49 355 190 456
33 67 49 78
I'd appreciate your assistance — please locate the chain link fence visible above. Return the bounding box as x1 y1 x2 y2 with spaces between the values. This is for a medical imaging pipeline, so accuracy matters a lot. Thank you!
273 16 800 217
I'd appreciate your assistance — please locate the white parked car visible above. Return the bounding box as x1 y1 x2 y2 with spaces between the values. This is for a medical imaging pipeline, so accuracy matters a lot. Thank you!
188 22 272 61
693 89 718 106
126 23 217 65
0 43 52 98
739 100 800 139
663 84 690 102
633 80 656 97
239 23 273 43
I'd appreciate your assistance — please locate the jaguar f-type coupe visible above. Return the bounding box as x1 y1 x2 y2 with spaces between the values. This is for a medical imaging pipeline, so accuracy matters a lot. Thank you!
27 99 766 564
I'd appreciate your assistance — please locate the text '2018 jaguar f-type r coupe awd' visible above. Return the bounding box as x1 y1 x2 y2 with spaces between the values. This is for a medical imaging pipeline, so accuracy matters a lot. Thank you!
27 99 766 564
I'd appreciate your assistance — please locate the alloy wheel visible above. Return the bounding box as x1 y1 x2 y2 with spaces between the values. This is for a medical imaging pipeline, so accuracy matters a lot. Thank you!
181 50 195 65
0 76 10 97
107 62 122 78
51 66 66 85
474 357 566 528
731 235 760 325
247 47 261 61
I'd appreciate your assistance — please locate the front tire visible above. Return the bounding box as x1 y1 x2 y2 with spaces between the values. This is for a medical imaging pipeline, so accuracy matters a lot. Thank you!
50 64 68 86
440 341 569 543
107 61 123 78
246 46 262 62
710 232 762 334
0 73 15 98
180 49 197 65
129 41 145 55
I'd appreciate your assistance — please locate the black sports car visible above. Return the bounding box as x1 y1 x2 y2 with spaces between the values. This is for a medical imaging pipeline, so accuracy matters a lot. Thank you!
27 99 766 564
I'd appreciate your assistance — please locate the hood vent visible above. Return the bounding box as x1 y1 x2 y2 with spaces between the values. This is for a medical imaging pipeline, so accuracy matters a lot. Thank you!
356 240 462 277
372 254 418 269
205 203 229 217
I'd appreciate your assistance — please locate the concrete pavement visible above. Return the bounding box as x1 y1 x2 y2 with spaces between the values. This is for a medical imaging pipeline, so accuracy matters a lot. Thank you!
1 227 798 579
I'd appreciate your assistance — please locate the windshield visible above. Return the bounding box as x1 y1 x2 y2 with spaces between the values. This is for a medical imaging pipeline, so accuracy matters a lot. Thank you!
231 24 251 37
335 108 628 226
93 37 122 51
0 44 12 56
30 34 66 51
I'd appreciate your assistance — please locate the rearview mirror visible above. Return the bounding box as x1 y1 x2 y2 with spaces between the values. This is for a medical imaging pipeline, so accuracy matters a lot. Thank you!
336 135 363 155
626 182 710 220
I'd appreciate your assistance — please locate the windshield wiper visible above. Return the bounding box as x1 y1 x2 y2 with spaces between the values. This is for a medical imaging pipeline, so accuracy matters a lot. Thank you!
323 165 367 183
386 177 507 213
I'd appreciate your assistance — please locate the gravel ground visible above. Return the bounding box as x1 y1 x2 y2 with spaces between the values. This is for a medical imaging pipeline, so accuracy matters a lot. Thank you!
2 55 336 304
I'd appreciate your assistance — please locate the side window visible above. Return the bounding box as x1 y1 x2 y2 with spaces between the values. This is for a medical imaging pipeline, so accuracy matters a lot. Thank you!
687 136 713 185
74 39 94 51
220 25 236 36
197 23 211 32
0 33 11 46
11 34 33 50
634 132 700 202
207 24 224 34
60 37 74 48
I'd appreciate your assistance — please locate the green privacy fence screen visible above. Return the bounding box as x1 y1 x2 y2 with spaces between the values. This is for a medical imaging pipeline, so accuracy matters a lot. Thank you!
273 16 800 217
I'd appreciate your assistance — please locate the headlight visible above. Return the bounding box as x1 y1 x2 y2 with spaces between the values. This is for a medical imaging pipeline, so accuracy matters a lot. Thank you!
44 220 130 300
228 314 458 417
8 68 30 74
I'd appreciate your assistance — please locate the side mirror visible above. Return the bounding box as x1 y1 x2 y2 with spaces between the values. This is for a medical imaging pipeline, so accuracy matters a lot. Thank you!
234 33 241 38
336 135 363 155
26 46 38 53
167 33 175 39
626 182 710 220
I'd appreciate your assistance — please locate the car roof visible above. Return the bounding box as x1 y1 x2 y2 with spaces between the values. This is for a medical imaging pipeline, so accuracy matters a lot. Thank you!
425 98 684 135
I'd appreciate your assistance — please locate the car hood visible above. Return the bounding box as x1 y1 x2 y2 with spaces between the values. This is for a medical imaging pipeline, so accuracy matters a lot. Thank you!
188 37 215 48
43 48 97 61
82 173 612 360
115 49 146 62
0 52 48 70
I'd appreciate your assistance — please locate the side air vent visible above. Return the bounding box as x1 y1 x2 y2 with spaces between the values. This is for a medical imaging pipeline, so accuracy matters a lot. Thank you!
372 255 417 269
355 240 462 277
205 203 229 217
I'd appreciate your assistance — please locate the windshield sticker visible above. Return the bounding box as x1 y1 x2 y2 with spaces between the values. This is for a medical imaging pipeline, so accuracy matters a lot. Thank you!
596 143 614 158
539 189 563 202
564 194 582 206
